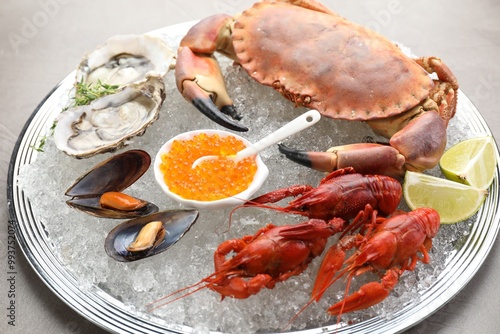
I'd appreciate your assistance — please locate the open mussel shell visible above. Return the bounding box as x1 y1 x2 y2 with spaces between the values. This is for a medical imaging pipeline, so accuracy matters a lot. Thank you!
105 210 199 262
65 149 158 218
66 149 150 197
66 197 158 219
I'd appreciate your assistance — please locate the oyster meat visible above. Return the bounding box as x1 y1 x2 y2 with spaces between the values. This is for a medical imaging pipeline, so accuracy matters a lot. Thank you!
76 34 175 86
54 75 165 158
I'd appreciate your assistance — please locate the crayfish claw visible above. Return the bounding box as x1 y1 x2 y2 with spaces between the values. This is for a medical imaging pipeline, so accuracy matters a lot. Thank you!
328 268 399 316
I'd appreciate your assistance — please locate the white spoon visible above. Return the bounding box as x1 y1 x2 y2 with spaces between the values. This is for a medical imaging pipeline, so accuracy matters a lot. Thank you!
192 109 321 168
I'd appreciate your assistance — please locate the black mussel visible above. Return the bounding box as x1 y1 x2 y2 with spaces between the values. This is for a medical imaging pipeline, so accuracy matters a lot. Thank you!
105 210 199 262
66 149 150 196
65 150 158 218
66 196 158 219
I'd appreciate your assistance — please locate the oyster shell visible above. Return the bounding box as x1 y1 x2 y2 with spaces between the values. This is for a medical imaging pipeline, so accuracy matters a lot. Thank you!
76 34 175 86
54 75 165 158
105 210 199 262
65 149 158 218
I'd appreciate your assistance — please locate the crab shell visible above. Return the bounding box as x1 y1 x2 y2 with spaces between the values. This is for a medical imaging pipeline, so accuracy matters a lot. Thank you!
231 1 433 121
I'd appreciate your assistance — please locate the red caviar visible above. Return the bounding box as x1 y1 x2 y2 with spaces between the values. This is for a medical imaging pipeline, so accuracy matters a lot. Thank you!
160 133 258 201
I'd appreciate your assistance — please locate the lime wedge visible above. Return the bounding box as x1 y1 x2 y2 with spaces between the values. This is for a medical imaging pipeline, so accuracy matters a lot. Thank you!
439 136 497 189
403 171 488 224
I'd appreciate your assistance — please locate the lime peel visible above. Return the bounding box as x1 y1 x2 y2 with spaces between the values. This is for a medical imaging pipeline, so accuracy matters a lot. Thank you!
403 171 488 224
439 136 497 189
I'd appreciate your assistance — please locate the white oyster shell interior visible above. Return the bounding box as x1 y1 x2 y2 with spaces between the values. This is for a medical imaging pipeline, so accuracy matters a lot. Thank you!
76 34 175 86
54 75 165 158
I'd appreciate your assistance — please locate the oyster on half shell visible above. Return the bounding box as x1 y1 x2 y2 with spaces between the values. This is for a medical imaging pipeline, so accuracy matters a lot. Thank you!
54 74 166 158
76 34 175 86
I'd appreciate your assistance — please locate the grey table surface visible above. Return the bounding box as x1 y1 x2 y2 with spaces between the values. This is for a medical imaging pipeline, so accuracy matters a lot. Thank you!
1 0 500 333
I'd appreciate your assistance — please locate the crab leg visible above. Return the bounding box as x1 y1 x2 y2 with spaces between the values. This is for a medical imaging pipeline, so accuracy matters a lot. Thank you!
415 56 459 123
278 143 406 178
175 14 248 131
278 53 457 177
279 102 448 178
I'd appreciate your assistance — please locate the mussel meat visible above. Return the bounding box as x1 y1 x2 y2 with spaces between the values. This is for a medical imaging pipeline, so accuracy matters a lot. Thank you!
99 192 149 211
65 149 158 218
126 221 166 252
105 210 199 262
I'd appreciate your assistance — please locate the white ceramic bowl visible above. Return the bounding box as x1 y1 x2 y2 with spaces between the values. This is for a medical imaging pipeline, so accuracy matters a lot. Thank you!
154 129 269 210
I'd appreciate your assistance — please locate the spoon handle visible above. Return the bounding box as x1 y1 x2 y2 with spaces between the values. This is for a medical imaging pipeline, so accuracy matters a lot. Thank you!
236 109 321 159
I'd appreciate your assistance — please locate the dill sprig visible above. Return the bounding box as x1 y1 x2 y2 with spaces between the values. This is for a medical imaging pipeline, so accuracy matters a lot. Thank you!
73 79 120 106
32 80 120 152
31 120 58 152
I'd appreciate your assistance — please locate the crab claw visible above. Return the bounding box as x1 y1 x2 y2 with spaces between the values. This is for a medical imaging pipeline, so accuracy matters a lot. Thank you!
175 46 248 132
278 143 405 178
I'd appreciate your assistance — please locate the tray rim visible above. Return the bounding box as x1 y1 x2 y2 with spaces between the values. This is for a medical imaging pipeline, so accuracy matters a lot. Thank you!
7 21 500 334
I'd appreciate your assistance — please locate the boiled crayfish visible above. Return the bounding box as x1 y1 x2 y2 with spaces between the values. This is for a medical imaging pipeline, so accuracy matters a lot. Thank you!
243 167 402 221
146 218 345 309
175 0 458 177
290 205 440 325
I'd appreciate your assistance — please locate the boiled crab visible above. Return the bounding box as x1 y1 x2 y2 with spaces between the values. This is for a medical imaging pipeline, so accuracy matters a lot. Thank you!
175 0 459 177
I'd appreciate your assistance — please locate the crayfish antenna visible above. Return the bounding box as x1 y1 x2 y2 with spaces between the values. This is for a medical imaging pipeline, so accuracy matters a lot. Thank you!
284 266 350 330
333 271 357 328
214 197 278 235
220 202 245 235
145 281 206 311
210 196 255 235
221 197 307 236
282 296 318 331
235 197 307 217
145 273 219 311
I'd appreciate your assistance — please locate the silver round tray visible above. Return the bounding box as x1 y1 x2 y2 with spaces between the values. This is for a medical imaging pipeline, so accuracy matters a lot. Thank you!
7 21 500 334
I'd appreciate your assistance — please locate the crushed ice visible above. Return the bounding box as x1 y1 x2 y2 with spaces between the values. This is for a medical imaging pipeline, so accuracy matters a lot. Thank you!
16 30 479 333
